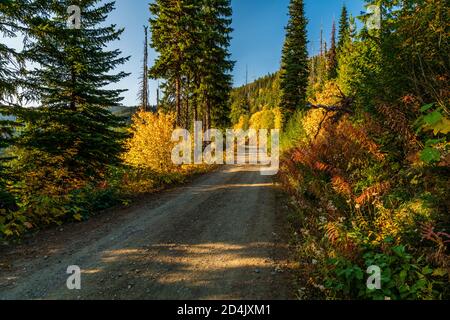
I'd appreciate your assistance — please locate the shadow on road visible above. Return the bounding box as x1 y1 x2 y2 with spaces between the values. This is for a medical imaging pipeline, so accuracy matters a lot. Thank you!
0 165 293 300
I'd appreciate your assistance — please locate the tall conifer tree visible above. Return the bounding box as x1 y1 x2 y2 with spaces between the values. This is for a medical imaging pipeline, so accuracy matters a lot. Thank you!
149 0 233 129
17 0 130 185
0 0 39 209
280 0 309 114
198 0 233 129
149 0 197 126
337 4 350 52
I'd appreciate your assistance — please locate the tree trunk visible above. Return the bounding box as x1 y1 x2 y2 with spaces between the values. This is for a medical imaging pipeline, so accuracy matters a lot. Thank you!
202 111 207 133
185 92 190 129
193 78 199 123
206 99 211 130
193 102 198 124
142 26 149 112
70 68 76 111
184 75 190 129
175 76 181 126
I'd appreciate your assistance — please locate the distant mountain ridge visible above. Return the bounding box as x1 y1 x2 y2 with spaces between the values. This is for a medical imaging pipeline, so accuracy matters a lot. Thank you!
0 106 147 123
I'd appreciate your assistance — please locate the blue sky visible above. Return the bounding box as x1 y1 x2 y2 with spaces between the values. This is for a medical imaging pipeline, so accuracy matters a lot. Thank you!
112 0 366 106
2 0 367 106
232 0 365 86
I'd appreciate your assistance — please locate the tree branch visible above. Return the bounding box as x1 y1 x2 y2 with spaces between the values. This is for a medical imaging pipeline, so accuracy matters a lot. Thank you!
307 86 355 139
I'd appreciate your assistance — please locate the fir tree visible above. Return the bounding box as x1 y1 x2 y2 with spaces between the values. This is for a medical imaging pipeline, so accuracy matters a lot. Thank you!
17 0 130 186
280 0 309 114
149 0 233 129
0 0 30 209
337 4 350 52
0 1 18 102
149 0 198 127
198 0 234 129
180 0 203 129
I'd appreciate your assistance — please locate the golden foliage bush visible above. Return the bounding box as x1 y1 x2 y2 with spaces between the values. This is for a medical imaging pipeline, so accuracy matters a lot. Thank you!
301 108 327 139
234 115 250 130
248 107 283 130
120 110 213 197
123 111 177 173
310 81 342 106
273 107 284 129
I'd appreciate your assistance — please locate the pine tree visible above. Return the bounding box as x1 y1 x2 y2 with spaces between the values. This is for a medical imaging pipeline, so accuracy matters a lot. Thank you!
149 0 199 127
181 1 203 129
280 0 309 115
0 1 18 102
0 0 23 130
337 4 350 52
149 0 233 129
17 0 130 186
0 0 30 209
327 20 338 79
0 0 34 128
198 0 234 129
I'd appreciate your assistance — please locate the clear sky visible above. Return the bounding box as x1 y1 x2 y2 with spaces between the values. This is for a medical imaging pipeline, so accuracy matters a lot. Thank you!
2 0 367 106
112 0 366 106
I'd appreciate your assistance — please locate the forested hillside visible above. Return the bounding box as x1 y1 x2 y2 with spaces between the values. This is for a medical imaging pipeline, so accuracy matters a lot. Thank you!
229 73 283 130
230 72 280 123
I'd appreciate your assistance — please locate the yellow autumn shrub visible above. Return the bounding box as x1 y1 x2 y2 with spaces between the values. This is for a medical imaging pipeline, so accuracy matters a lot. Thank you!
273 107 283 129
302 108 327 140
311 80 342 106
123 111 177 173
234 115 250 130
249 107 283 130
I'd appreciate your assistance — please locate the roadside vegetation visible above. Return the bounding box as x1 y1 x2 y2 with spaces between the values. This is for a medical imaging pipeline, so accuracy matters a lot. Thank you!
231 0 449 300
0 0 231 239
1 0 448 301
280 1 450 300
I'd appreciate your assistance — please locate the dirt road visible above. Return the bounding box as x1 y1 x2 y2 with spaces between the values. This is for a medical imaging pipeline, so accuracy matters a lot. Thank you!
0 165 293 300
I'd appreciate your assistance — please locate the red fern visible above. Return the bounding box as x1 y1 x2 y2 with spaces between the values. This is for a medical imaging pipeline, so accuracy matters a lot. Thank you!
355 182 391 205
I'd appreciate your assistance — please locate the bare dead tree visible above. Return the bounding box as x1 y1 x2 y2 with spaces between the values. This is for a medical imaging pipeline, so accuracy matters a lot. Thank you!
138 26 149 111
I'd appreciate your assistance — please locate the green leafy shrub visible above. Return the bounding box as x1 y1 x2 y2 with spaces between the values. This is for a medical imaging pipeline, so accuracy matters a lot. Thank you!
326 244 447 300
414 103 450 165
279 100 449 300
